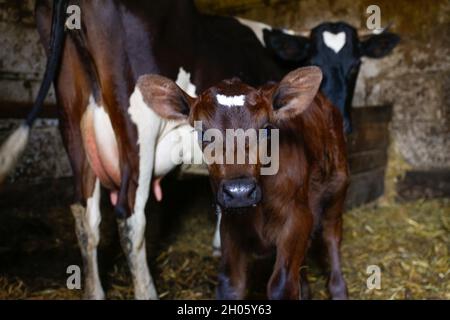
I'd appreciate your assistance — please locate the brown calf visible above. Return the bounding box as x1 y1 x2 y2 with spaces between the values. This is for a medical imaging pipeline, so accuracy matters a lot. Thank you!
136 66 349 300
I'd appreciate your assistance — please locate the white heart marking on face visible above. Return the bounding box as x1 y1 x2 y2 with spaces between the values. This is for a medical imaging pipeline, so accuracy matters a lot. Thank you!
323 31 346 54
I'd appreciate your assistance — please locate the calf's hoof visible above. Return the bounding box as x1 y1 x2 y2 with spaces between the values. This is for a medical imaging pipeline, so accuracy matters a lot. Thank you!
300 283 311 300
328 277 348 300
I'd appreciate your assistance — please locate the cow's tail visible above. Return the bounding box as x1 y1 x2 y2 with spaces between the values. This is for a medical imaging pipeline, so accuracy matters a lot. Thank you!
0 0 68 184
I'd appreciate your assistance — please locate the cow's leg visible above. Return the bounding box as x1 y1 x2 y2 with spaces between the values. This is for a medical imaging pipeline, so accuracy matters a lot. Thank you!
57 86 104 300
322 198 348 300
117 207 157 300
267 205 312 300
212 205 222 257
216 218 248 300
116 89 160 300
64 122 105 300
38 15 105 298
70 173 104 299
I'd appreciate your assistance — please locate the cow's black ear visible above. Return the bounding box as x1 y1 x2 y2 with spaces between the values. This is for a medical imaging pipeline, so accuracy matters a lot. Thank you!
263 29 310 63
359 32 400 58
136 74 195 121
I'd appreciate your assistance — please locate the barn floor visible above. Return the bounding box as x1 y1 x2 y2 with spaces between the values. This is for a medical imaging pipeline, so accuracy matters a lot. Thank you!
0 148 449 300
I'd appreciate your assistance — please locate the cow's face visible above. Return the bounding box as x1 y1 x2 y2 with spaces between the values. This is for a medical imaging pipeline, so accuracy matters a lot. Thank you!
264 22 400 133
138 67 323 210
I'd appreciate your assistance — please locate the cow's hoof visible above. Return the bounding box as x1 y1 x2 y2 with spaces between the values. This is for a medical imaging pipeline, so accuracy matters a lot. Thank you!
83 291 105 300
212 247 221 258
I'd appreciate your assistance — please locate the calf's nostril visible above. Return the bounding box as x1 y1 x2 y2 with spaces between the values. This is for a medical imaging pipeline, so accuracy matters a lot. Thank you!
223 185 236 199
244 183 256 198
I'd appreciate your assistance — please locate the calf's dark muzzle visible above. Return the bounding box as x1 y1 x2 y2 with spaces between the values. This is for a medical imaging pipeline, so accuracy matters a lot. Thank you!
217 177 262 209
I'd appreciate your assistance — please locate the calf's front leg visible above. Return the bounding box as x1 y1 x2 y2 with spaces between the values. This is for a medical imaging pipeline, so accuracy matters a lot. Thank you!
216 221 248 300
322 210 348 299
321 173 349 299
267 206 313 300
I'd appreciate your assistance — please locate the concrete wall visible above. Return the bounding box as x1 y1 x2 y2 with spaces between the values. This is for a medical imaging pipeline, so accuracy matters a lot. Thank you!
0 0 448 182
0 0 69 183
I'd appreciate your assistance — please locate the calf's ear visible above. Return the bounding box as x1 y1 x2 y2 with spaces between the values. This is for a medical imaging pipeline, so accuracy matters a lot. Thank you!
359 32 400 58
263 29 311 63
136 74 195 121
269 66 322 120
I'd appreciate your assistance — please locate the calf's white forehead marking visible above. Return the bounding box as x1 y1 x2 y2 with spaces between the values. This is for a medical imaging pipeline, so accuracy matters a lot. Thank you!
176 67 197 97
216 94 246 107
322 31 346 54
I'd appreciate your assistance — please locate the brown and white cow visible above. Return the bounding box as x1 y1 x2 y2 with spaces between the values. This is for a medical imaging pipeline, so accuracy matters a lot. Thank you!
139 66 350 300
0 0 284 300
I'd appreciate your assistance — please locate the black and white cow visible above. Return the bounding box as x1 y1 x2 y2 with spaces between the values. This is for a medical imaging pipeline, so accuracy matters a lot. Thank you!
261 22 400 133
